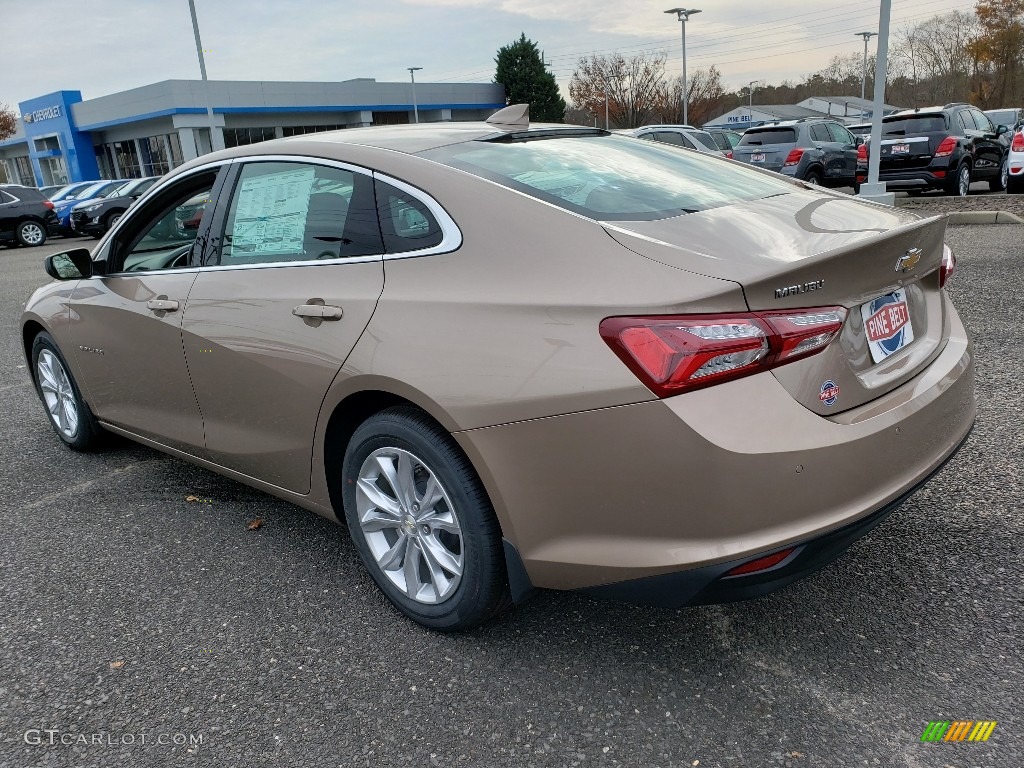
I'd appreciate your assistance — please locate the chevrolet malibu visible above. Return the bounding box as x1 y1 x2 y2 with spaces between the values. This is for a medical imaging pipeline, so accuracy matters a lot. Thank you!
23 106 975 631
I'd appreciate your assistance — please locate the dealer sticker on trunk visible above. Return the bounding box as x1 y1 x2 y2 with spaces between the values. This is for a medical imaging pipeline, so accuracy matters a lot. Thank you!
861 288 915 364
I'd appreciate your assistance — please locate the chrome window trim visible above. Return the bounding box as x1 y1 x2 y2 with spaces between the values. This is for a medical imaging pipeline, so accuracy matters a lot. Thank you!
97 153 463 276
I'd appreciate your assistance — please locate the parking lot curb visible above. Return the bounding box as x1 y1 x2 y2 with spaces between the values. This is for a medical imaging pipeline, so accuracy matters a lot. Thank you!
946 211 1024 225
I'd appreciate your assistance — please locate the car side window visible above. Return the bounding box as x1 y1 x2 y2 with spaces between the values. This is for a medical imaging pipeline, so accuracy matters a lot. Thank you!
374 179 444 254
958 111 977 132
0 191 14 204
810 124 831 142
108 170 219 273
826 123 854 145
971 109 994 133
219 161 382 266
656 131 696 149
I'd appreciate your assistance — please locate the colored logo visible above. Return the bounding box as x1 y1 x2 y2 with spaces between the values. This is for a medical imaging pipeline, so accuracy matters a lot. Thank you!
896 247 922 272
920 720 997 742
819 379 840 406
865 293 910 353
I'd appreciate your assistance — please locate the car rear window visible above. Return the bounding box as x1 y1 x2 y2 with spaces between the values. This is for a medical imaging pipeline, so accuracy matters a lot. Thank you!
881 115 946 135
738 128 797 145
420 134 794 221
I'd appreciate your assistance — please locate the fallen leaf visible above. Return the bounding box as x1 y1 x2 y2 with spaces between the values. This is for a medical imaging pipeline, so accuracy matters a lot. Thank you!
247 519 264 530
109 661 125 669
789 752 804 758
185 495 200 502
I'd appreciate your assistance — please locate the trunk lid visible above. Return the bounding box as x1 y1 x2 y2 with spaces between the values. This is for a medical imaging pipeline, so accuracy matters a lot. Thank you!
603 190 950 415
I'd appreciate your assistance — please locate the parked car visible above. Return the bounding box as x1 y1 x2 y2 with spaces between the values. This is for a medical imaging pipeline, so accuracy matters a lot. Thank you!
23 108 975 631
0 184 59 247
705 128 743 157
52 180 127 235
45 181 96 204
618 125 727 156
983 107 1023 132
1007 128 1024 194
847 122 872 137
39 185 66 199
732 118 861 187
70 176 159 237
857 104 1011 196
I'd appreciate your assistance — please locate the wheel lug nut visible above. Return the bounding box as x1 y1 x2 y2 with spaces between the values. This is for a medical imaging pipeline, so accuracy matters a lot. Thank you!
412 503 419 512
421 525 430 534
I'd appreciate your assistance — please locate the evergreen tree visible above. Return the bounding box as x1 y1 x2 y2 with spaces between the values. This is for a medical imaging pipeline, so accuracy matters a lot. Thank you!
494 34 566 122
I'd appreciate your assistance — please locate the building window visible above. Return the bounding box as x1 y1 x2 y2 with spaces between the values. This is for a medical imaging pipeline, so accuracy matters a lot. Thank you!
110 140 143 178
281 124 345 137
222 127 277 148
13 156 35 185
140 136 172 176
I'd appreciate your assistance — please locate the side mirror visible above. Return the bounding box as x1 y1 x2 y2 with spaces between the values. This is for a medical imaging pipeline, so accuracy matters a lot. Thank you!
44 248 93 281
854 136 865 146
996 124 1009 136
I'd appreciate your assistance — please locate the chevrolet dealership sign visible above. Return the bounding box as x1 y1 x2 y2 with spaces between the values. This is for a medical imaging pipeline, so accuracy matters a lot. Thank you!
23 105 62 124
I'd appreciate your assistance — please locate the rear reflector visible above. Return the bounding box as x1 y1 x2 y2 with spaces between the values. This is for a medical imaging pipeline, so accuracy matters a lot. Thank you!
783 148 804 167
940 243 956 287
933 170 946 179
935 136 957 157
724 547 797 577
601 307 847 397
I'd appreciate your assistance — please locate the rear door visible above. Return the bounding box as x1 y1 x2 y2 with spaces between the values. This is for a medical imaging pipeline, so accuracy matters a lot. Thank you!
733 127 797 172
826 122 859 184
180 159 389 493
966 108 1005 178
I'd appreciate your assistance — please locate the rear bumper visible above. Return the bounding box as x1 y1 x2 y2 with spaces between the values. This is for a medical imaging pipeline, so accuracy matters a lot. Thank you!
581 425 971 607
458 299 976 594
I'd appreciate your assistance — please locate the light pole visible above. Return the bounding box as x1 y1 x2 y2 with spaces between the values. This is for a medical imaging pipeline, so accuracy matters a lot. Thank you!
408 67 422 124
854 31 878 104
747 79 761 123
858 1 893 206
664 8 701 126
187 0 222 152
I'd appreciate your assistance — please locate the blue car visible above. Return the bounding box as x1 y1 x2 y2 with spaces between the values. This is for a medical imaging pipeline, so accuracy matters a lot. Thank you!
44 182 96 204
53 180 127 235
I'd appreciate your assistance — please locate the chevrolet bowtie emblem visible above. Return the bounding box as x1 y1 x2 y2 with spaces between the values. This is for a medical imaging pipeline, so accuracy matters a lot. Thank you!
896 247 922 272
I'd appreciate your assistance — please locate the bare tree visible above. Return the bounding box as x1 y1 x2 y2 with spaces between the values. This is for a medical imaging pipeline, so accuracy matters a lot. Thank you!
569 52 667 129
659 66 726 126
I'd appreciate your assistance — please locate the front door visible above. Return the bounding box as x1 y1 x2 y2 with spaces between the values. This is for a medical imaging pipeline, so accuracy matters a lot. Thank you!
69 167 225 452
181 160 387 493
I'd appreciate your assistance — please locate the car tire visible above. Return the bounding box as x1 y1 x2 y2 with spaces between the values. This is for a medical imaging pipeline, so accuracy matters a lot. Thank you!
105 210 124 231
990 159 1008 192
30 332 105 451
341 406 512 631
802 169 823 186
16 220 47 247
946 162 971 197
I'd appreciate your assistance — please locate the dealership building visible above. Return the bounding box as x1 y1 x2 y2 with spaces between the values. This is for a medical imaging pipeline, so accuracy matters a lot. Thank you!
0 79 506 187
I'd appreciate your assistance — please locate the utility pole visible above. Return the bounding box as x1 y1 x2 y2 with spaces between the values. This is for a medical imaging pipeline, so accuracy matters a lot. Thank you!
854 31 878 105
665 8 701 126
408 67 423 124
858 2 893 205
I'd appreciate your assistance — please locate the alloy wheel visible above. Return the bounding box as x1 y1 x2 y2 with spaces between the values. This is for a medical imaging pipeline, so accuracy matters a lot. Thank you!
36 349 79 438
355 447 464 604
958 165 971 196
1001 160 1009 191
20 222 44 245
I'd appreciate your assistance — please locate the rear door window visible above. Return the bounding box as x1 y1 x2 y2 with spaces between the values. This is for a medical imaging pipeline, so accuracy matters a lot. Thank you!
809 124 831 143
738 128 797 145
688 131 719 150
655 131 696 149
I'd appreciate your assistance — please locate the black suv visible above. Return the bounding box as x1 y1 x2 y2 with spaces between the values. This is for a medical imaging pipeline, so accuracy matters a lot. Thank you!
732 118 861 188
69 176 159 237
858 104 1012 196
0 185 59 248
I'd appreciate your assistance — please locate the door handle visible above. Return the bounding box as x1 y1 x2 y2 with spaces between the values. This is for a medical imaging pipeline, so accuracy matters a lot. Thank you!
293 303 343 320
146 298 179 312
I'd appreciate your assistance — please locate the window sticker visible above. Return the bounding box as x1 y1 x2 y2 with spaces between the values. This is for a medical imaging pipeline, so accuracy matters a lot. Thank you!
231 166 316 255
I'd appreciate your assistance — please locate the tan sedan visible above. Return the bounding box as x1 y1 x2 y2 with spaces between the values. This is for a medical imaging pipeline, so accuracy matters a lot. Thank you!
23 107 975 630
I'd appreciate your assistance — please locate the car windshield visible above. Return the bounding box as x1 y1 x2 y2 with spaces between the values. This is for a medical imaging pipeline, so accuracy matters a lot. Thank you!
985 109 1017 127
110 181 134 196
881 115 946 135
70 182 109 200
48 184 87 202
738 128 797 145
420 134 794 221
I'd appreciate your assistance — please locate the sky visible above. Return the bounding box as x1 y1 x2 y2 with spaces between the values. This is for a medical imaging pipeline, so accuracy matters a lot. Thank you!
1 0 975 110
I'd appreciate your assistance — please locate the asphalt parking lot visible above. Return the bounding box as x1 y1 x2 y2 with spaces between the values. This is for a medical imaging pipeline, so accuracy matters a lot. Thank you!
1 229 1020 768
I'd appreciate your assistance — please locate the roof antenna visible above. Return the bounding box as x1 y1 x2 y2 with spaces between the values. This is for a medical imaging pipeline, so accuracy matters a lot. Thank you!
486 103 530 131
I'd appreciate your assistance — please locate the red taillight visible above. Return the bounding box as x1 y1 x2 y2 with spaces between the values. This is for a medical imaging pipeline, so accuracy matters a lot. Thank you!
1012 131 1024 151
940 244 956 288
600 307 847 398
725 150 733 159
724 547 797 577
857 143 868 162
43 201 54 210
783 148 804 167
935 136 957 157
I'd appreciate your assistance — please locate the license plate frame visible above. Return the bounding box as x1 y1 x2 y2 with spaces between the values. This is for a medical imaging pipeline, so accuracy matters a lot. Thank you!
750 152 766 162
891 143 910 154
861 288 914 364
